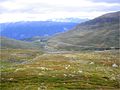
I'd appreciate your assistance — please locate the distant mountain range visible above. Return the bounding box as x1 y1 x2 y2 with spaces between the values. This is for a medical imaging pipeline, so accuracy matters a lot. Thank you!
0 18 87 40
48 11 120 51
48 18 88 23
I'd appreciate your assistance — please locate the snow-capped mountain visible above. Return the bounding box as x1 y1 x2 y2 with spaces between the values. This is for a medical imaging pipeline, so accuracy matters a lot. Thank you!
48 18 88 23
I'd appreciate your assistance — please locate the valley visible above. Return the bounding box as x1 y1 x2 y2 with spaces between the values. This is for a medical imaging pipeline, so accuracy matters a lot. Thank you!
0 11 120 90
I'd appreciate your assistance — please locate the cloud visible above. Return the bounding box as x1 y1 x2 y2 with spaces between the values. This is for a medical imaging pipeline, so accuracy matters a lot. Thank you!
0 0 119 23
90 0 120 3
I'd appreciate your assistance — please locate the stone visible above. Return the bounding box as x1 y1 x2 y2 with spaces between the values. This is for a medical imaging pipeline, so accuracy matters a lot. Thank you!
112 63 118 68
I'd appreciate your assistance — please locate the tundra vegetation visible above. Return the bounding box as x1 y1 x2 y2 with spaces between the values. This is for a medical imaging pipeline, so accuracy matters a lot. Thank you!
0 49 120 90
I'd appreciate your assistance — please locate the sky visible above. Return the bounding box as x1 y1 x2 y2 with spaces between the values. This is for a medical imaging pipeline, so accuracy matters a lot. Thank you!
0 0 120 23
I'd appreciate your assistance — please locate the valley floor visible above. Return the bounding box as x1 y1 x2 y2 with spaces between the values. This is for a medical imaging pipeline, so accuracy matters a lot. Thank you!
0 49 120 90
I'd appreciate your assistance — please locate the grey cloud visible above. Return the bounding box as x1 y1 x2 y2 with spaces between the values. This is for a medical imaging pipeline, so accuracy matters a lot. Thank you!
0 2 55 13
0 0 119 17
90 0 120 3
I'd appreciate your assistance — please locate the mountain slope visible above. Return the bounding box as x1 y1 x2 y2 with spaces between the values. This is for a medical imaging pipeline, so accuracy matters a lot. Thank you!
0 37 42 49
48 11 120 51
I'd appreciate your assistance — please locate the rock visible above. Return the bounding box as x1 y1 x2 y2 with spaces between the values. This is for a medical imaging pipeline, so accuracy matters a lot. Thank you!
65 67 68 69
63 74 67 77
9 78 14 81
65 65 70 69
37 67 49 70
78 70 83 73
112 63 118 68
89 62 94 65
68 65 70 67
38 73 43 76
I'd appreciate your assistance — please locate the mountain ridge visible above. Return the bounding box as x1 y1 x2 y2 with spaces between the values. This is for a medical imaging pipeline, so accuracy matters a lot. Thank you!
48 11 120 51
0 36 42 49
